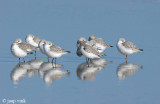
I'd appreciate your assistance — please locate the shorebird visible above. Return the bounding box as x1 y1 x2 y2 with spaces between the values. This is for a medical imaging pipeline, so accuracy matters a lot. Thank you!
38 40 50 62
38 40 46 54
79 41 106 64
117 38 143 60
44 41 70 68
11 38 37 63
76 37 96 57
88 35 113 53
76 37 87 57
25 34 41 58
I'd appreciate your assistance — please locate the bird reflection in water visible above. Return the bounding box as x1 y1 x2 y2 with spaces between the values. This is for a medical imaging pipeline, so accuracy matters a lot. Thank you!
11 62 30 84
77 58 111 80
11 59 43 84
11 59 69 85
117 61 143 80
39 62 69 85
27 59 43 77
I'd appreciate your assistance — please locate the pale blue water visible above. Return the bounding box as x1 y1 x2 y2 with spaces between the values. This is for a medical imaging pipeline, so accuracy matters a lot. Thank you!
0 0 160 104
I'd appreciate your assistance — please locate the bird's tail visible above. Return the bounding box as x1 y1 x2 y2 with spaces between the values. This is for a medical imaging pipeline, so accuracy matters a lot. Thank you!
109 45 113 47
139 49 143 52
105 44 113 48
65 51 71 54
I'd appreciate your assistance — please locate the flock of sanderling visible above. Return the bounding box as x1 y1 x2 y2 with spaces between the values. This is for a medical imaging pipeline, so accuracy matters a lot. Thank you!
11 34 143 67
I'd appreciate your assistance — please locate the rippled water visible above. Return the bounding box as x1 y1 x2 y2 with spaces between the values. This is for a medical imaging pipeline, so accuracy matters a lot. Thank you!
1 0 160 104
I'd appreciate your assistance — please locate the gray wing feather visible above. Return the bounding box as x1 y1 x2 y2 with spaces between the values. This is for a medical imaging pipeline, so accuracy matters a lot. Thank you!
18 42 36 52
84 45 103 56
122 41 137 49
50 45 66 53
95 38 110 47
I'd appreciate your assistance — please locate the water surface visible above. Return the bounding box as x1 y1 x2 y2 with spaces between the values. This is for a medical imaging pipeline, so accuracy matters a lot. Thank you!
0 0 160 104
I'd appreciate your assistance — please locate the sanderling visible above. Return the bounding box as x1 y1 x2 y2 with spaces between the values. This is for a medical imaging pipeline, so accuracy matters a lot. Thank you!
88 35 113 53
38 40 46 54
11 38 37 63
79 41 106 63
25 34 41 58
76 37 96 57
44 41 70 67
38 40 50 62
77 37 85 46
76 37 87 57
117 38 143 59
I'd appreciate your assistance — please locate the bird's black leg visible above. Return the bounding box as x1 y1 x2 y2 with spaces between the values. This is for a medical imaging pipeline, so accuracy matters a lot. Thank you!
35 51 36 59
23 58 25 63
88 58 90 67
52 58 54 66
19 58 20 67
126 55 127 62
88 58 90 62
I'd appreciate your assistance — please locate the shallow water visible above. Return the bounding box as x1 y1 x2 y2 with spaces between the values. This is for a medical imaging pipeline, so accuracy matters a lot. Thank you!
1 0 160 104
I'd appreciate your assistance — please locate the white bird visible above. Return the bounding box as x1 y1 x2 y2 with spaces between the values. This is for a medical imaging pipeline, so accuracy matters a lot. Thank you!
38 40 46 54
88 35 113 53
25 34 41 58
76 37 87 57
44 41 70 67
38 40 50 62
76 37 97 57
117 38 143 59
79 41 106 63
11 38 37 63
